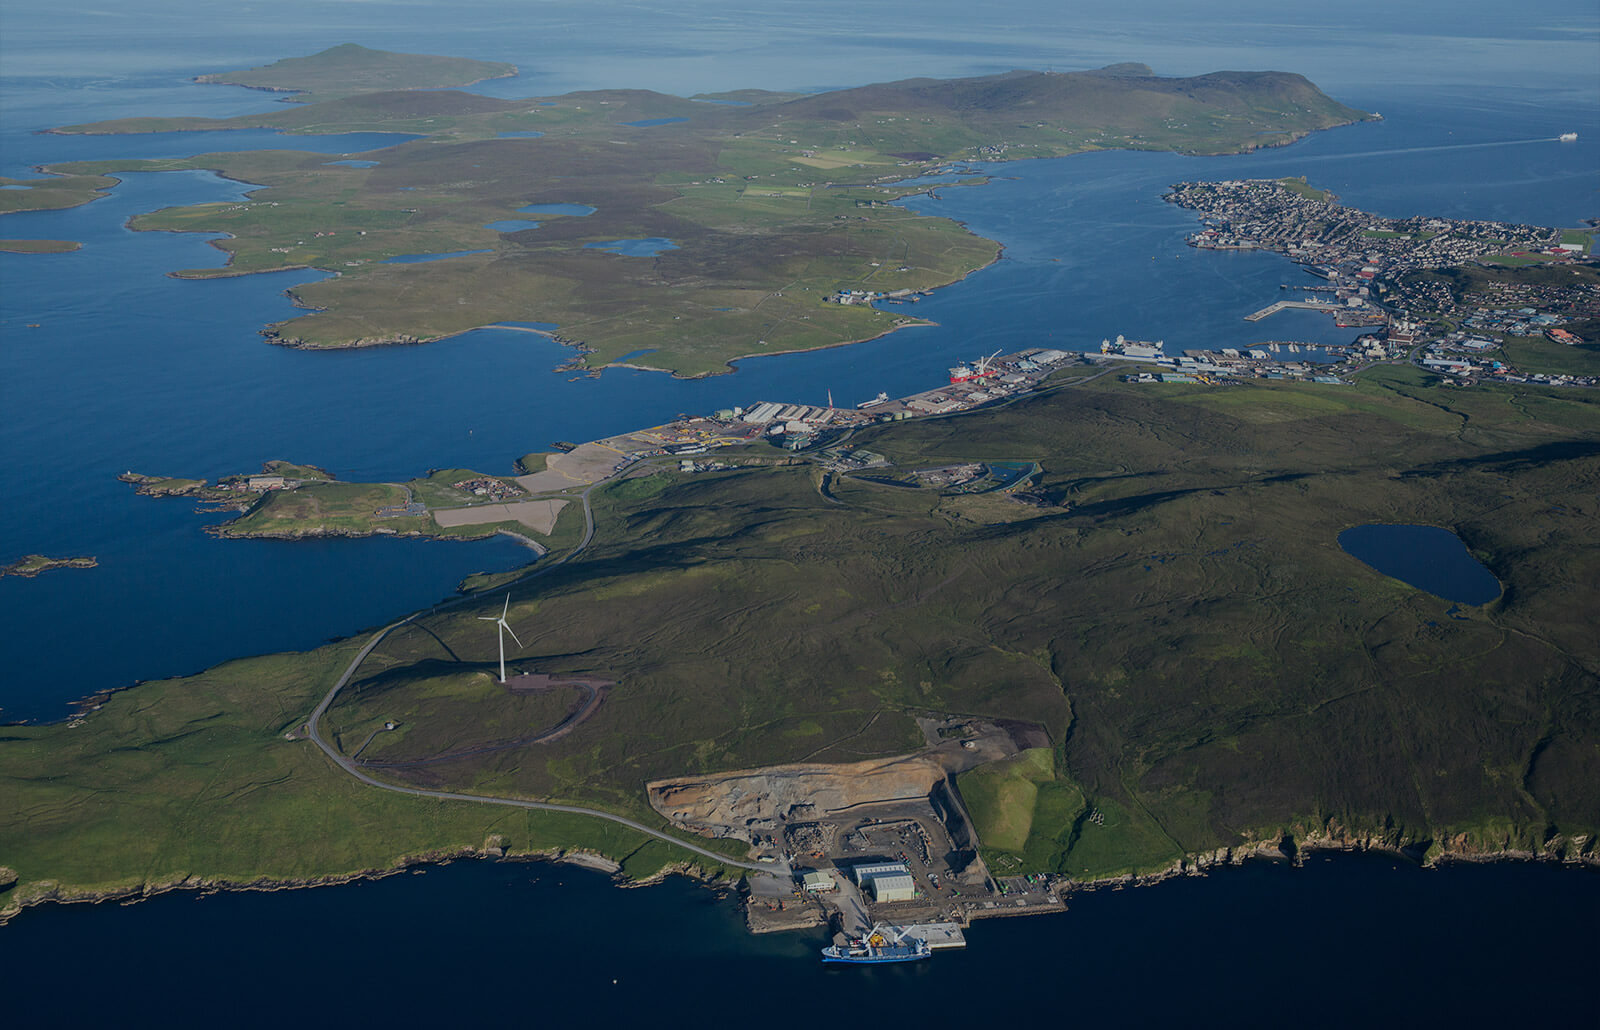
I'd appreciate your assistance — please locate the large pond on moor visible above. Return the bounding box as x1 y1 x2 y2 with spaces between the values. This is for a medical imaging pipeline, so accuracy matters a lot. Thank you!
1338 524 1501 605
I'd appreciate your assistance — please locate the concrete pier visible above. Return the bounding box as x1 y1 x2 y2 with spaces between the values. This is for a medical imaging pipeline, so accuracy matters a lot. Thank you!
1244 300 1342 322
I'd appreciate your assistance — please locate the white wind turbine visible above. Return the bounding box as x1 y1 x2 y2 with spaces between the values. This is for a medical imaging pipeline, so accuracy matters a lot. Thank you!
478 593 522 683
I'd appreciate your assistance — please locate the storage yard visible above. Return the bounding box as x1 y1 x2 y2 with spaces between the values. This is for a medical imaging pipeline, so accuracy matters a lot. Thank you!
649 716 1072 938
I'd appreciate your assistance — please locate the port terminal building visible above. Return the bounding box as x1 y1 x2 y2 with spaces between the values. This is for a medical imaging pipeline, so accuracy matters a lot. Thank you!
854 861 917 903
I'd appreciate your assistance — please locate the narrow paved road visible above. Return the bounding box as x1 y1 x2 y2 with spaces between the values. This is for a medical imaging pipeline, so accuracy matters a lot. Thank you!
305 482 783 877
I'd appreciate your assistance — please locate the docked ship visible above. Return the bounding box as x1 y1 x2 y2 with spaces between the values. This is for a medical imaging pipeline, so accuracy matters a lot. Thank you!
950 350 1002 384
821 924 932 964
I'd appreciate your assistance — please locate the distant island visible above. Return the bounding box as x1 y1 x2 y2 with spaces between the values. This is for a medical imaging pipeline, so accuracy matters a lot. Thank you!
0 46 1372 377
2 555 97 578
193 43 517 101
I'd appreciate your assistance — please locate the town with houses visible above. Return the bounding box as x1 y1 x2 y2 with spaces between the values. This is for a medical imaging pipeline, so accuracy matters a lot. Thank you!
1154 177 1598 390
118 175 1596 534
1164 177 1586 273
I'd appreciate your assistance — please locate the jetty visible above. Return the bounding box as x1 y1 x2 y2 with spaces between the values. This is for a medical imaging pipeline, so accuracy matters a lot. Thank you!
1244 299 1342 322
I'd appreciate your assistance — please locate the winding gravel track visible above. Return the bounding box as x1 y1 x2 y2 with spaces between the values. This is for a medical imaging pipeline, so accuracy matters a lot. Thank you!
304 481 779 876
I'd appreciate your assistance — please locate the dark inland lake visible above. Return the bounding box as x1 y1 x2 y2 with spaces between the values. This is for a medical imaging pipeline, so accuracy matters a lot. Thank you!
1339 525 1503 605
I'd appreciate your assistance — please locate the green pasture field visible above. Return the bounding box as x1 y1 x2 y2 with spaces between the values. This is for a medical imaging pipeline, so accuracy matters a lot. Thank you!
1499 334 1600 378
0 646 732 921
219 482 419 537
262 460 334 481
1276 176 1332 202
0 172 119 216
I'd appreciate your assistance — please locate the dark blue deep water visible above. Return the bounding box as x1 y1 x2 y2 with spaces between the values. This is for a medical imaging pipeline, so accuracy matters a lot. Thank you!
5 853 1596 1027
2 0 1596 996
1340 524 1502 604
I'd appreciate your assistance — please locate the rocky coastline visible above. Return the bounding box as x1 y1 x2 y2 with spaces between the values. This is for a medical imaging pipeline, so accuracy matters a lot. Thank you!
1065 825 1597 898
5 819 1590 928
0 840 729 926
1 555 97 578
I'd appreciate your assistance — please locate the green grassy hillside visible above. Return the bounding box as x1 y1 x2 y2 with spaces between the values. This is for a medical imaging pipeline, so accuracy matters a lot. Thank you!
6 370 1594 914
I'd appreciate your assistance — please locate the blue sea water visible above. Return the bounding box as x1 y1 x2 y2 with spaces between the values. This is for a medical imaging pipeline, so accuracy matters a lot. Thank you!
623 116 689 127
1 0 1597 990
4 852 1596 1026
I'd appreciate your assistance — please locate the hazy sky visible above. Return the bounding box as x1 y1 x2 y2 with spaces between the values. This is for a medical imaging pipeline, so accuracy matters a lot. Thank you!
2 1 1597 101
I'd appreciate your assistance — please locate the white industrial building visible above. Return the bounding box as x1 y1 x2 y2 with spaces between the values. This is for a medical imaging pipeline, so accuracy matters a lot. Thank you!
800 870 836 893
866 874 916 903
853 861 916 903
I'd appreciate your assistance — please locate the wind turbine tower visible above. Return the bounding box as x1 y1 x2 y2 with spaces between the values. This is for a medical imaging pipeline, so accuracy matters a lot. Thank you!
478 593 523 684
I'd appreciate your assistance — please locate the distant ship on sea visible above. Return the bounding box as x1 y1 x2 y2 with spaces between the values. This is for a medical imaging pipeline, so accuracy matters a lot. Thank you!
1559 132 1578 142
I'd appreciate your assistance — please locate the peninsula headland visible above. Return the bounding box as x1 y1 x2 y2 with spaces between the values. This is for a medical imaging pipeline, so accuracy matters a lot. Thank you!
2 45 1372 376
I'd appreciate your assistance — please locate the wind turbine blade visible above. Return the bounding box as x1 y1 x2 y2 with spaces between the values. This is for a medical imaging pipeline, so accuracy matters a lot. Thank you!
477 615 497 621
501 593 511 619
504 622 523 649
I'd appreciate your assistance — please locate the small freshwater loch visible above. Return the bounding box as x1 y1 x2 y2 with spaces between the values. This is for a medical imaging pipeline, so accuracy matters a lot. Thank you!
1 0 1596 1010
1339 524 1502 605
